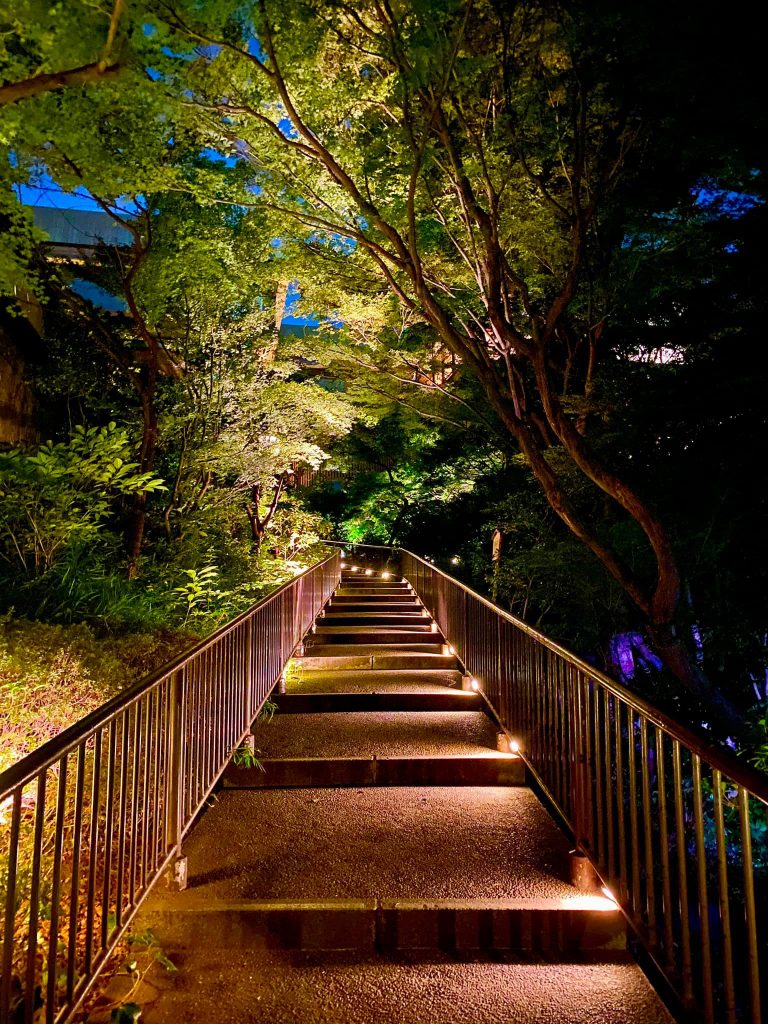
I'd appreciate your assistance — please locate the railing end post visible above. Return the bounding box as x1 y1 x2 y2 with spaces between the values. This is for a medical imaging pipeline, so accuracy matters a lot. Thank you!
168 854 188 892
569 849 601 894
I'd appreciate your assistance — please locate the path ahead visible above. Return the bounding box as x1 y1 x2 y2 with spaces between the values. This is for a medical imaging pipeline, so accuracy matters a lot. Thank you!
116 570 672 1024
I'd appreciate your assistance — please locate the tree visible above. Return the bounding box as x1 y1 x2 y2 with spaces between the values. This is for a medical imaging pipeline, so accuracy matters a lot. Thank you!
0 0 125 107
154 0 764 726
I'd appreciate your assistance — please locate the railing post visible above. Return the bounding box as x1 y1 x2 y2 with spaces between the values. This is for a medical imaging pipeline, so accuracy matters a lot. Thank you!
244 616 254 728
166 668 188 891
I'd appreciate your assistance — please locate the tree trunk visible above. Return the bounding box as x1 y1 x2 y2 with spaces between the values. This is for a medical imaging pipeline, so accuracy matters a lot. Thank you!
126 373 158 578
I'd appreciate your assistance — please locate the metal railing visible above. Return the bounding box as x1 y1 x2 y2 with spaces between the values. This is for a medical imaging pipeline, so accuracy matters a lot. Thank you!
398 548 768 1024
0 550 340 1024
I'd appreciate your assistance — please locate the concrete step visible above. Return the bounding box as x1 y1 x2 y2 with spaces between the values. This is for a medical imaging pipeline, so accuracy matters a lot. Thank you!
141 787 624 955
321 612 429 625
141 893 621 954
274 692 480 712
224 754 524 788
122 947 673 1024
310 627 440 645
165 787 582 903
337 588 411 595
341 573 405 582
248 710 499 758
299 648 458 670
330 596 420 608
285 667 464 694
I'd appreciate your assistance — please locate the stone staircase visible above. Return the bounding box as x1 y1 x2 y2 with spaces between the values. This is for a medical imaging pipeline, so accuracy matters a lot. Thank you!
125 569 673 1024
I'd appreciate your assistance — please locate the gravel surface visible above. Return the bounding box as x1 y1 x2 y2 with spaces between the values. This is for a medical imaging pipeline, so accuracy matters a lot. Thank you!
180 787 576 901
286 668 464 694
134 949 674 1024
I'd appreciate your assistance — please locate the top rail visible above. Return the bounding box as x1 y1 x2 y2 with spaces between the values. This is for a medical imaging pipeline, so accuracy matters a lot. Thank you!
0 551 340 797
398 548 768 804
396 545 767 1024
0 549 341 1024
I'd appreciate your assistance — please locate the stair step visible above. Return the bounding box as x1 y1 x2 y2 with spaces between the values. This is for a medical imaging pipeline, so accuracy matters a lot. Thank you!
335 585 409 593
299 649 458 670
285 667 464 694
141 894 622 953
171 786 578 900
341 574 406 582
121 946 674 1024
330 596 419 607
249 710 498 758
321 613 428 625
274 692 481 712
224 754 524 788
310 629 440 646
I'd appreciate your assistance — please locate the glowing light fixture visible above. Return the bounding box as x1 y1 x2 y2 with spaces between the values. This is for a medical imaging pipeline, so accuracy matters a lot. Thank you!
382 572 391 579
448 645 456 655
510 739 520 754
601 886 618 905
365 568 373 576
341 562 347 568
470 678 480 691
431 622 439 632
450 556 460 565
351 566 359 572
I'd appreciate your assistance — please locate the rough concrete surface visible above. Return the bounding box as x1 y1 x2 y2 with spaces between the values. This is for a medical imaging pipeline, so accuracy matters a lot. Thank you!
251 711 498 758
287 667 464 694
178 786 576 901
133 948 675 1024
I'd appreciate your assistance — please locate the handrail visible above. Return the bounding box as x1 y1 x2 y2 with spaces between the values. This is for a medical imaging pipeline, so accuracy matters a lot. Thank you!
394 545 767 1024
0 549 341 1024
400 549 768 804
0 553 339 796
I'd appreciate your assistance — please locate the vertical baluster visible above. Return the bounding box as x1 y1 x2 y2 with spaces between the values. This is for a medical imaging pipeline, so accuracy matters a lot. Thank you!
151 689 163 871
569 669 581 844
84 733 102 975
654 727 675 973
615 703 628 902
738 787 761 1024
604 690 616 880
128 708 140 908
582 676 595 855
100 720 117 949
116 713 130 928
691 753 715 1024
712 769 736 1024
627 711 641 915
46 758 68 1023
594 683 605 870
25 773 47 1022
1 789 22 1021
139 695 151 893
65 745 86 1005
672 740 694 1004
639 717 657 942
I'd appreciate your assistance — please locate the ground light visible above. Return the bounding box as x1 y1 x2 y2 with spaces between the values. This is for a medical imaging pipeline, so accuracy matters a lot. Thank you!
365 568 373 575
510 739 520 753
382 572 391 579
